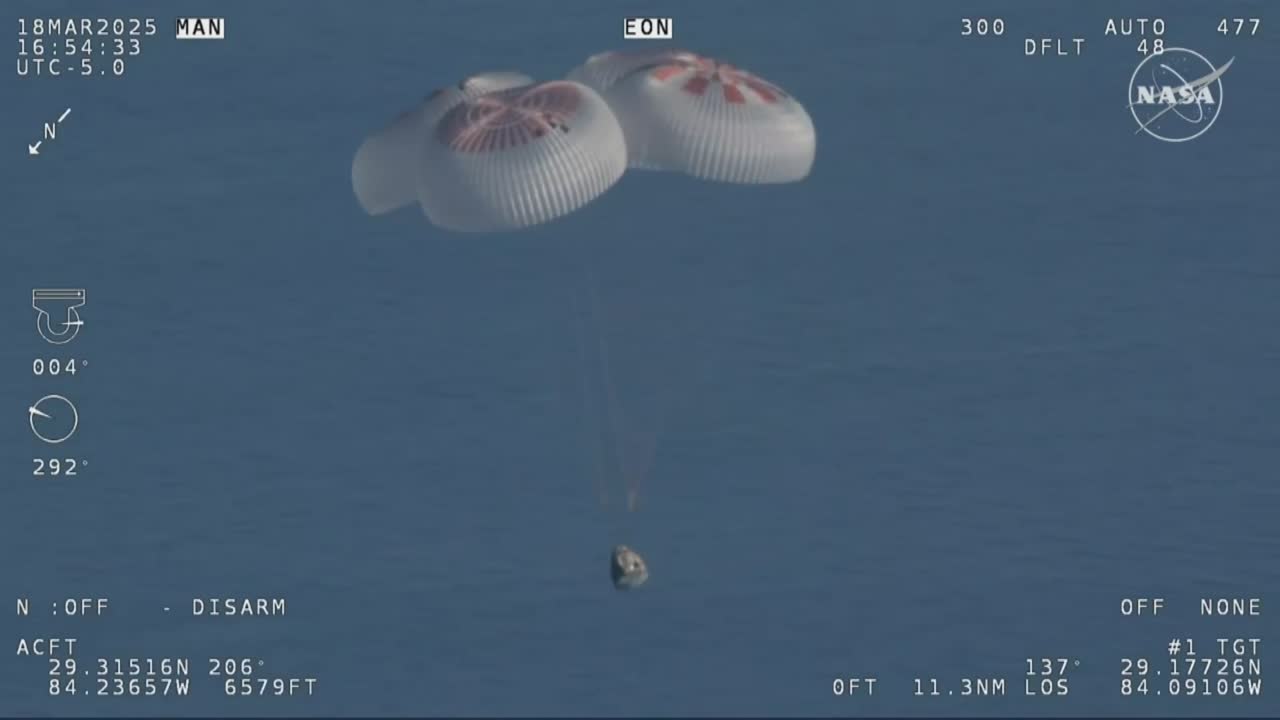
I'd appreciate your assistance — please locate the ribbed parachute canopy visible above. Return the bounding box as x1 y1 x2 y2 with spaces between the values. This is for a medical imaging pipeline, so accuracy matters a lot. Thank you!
352 72 537 216
568 50 815 184
353 72 537 216
416 80 627 232
354 71 629 230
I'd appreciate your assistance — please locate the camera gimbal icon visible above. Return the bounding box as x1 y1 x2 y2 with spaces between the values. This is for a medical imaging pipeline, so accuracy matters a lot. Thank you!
32 288 86 345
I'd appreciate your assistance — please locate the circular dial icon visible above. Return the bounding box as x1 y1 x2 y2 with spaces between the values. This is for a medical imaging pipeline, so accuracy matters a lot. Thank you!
29 395 78 444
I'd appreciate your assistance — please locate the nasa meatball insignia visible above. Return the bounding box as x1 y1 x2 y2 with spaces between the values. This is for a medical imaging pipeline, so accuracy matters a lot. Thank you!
1127 48 1233 142
191 597 286 617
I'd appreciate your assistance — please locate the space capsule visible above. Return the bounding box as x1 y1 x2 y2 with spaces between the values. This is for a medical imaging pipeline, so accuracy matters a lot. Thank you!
611 545 649 590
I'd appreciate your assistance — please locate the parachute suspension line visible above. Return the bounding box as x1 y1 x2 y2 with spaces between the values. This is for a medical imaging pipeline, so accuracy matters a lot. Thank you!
569 272 611 508
583 262 638 511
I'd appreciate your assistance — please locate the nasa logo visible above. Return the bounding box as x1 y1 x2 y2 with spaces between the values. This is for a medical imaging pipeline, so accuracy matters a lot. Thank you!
1127 48 1233 143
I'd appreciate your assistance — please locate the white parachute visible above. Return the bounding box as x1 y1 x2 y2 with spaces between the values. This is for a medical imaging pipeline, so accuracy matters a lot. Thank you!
352 72 627 232
351 53 814 229
352 72 534 216
567 50 816 184
351 54 814 589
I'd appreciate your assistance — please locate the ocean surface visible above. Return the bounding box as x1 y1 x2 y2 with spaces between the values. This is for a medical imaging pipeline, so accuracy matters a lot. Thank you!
2 0 1278 717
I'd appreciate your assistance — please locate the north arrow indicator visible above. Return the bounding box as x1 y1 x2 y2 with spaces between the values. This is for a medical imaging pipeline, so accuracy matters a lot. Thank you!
28 107 70 157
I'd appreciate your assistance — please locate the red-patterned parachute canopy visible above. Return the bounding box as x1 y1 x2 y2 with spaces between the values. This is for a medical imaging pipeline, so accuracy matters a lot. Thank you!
352 72 626 232
567 50 816 184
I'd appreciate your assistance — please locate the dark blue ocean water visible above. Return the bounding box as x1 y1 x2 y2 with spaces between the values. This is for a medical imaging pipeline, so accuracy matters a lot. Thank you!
2 1 1278 717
